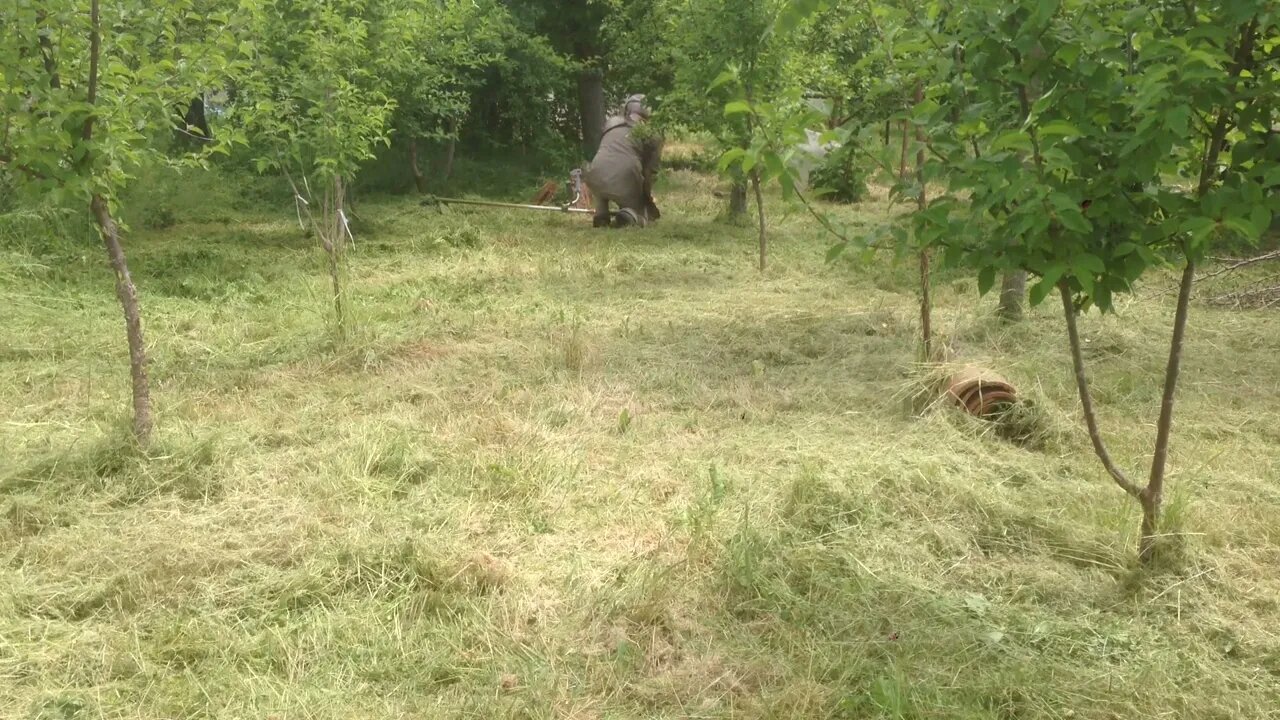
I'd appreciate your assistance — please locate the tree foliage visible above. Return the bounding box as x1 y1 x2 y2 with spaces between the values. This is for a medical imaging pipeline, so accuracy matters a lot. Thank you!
600 0 678 104
237 0 407 333
383 0 511 147
1 0 250 444
739 0 1280 561
241 0 398 185
895 0 1279 313
1 0 246 203
667 0 788 144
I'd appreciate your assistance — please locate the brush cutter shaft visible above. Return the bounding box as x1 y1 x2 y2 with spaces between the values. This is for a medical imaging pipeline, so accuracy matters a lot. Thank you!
435 197 597 214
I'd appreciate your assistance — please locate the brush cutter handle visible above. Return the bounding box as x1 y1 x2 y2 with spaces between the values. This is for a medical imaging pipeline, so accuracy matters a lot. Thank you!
428 196 597 215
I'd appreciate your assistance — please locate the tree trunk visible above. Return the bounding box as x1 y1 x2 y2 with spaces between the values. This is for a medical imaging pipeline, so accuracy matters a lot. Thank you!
1140 259 1196 562
577 67 606 158
919 250 933 358
751 170 766 271
1059 281 1142 499
898 119 911 182
323 176 347 336
90 195 153 446
728 180 748 220
81 0 152 445
913 84 932 360
442 118 458 182
998 270 1027 321
408 138 427 194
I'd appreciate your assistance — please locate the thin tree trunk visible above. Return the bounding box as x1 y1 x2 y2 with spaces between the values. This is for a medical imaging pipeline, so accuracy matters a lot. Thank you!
919 250 932 359
323 176 346 336
1141 259 1196 561
83 0 100 142
729 180 748 220
1059 281 1142 499
577 67 606 158
409 138 427 194
998 270 1027 321
1130 20 1255 561
751 170 766 271
81 0 151 446
898 119 910 181
91 195 153 446
913 84 932 360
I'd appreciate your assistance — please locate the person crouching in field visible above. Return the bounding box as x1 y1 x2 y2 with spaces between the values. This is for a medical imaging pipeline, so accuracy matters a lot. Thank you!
584 94 663 228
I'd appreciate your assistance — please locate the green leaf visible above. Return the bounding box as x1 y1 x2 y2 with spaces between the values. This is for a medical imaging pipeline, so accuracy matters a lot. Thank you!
764 153 786 183
1037 120 1082 138
912 99 941 122
825 241 849 263
1223 216 1257 241
1094 284 1114 312
717 148 745 172
779 171 797 200
724 101 752 117
1041 264 1066 288
977 266 997 296
1028 262 1067 307
1123 252 1148 282
1075 254 1106 274
1166 106 1190 137
1264 166 1280 189
1058 208 1092 234
990 131 1032 153
1249 205 1272 240
1029 278 1055 307
944 242 964 267
1180 216 1216 242
776 0 826 34
709 69 737 91
1074 266 1095 298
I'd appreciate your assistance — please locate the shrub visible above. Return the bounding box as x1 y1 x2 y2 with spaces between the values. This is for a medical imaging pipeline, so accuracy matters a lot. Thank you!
809 142 869 204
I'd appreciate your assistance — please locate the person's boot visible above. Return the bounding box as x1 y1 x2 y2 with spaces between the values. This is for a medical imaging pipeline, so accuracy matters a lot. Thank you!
612 208 640 228
591 202 611 226
644 195 661 222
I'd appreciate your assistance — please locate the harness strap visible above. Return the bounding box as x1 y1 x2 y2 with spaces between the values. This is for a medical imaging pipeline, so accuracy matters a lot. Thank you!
600 120 631 141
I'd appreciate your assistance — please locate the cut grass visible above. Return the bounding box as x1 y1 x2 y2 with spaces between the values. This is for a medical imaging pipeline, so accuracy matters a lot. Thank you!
2 163 1280 719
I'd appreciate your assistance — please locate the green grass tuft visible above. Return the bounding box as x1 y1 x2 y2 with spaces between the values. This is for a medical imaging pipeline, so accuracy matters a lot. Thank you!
3 427 222 505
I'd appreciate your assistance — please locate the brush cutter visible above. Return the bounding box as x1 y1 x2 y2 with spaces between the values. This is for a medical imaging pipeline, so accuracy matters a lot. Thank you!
424 168 607 217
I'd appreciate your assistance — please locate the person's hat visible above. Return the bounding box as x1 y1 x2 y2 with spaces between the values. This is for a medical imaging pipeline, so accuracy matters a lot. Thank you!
623 94 651 121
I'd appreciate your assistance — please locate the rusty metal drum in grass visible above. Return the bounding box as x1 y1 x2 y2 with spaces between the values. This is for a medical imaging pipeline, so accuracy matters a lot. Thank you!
946 367 1018 418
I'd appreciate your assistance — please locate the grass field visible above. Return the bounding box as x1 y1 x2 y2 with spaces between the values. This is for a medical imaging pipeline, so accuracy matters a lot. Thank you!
2 161 1280 719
